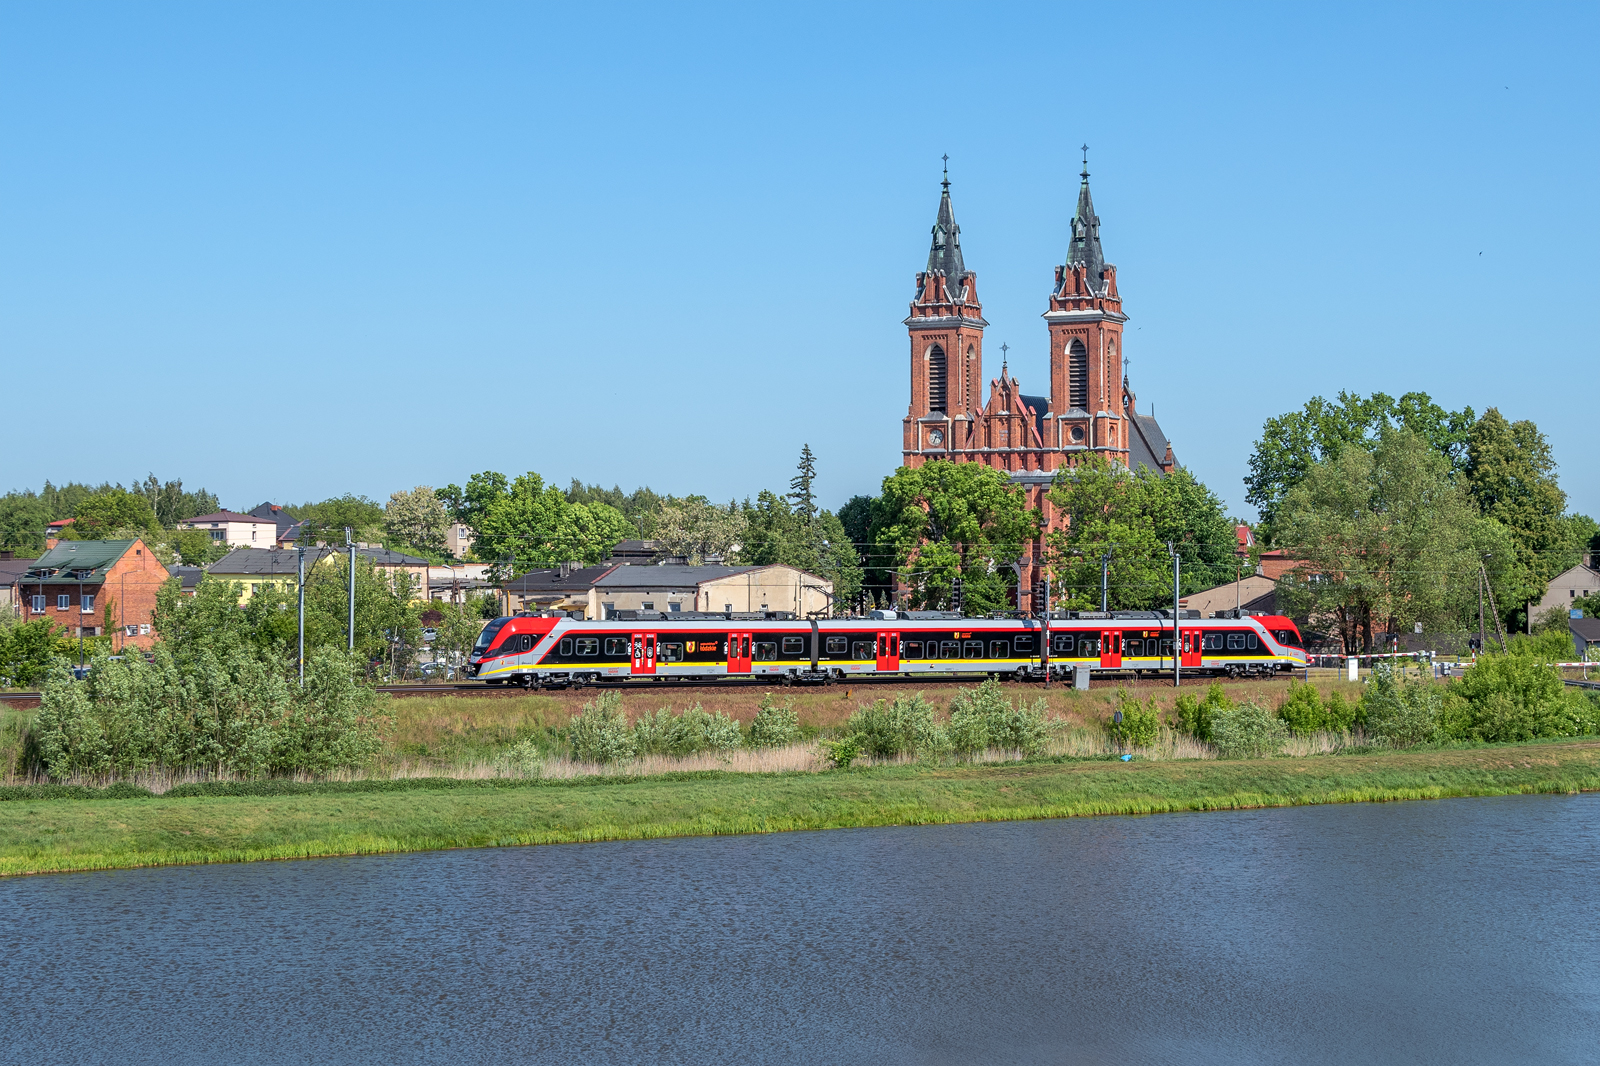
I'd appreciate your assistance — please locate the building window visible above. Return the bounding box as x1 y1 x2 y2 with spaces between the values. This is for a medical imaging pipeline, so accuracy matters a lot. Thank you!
641 601 654 610
210 530 225 542
125 625 138 637
139 624 150 636
57 594 70 610
1068 339 1088 408
31 595 45 613
81 594 95 612
927 344 947 412
602 602 616 619
669 601 682 612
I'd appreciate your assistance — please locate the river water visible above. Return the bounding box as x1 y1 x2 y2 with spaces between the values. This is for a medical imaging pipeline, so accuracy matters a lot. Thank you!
1 794 1597 1065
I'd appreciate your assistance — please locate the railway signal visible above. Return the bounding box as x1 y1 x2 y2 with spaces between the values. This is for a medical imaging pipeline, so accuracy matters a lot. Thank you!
951 577 964 614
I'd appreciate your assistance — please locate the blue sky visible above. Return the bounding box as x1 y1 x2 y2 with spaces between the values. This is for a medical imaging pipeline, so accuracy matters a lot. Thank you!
3 2 1596 519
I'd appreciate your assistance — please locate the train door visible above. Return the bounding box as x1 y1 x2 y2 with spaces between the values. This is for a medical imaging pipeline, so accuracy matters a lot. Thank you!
1180 630 1203 668
875 631 900 672
726 631 752 674
630 633 657 675
1100 629 1122 668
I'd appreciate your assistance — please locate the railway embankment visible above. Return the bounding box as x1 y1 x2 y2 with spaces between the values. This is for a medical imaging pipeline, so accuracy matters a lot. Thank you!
1 740 1598 877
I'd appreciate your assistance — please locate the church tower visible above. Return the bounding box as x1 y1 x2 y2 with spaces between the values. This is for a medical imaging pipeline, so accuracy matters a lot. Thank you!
1044 151 1129 466
902 164 987 467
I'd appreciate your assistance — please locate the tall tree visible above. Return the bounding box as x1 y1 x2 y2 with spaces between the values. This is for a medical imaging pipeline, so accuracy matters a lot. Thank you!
1046 457 1236 610
1464 407 1569 621
655 496 746 564
469 472 632 574
383 486 450 557
788 444 818 524
72 488 160 540
876 461 1039 613
288 494 386 545
135 475 219 527
1246 391 1475 536
1274 428 1509 652
565 480 664 539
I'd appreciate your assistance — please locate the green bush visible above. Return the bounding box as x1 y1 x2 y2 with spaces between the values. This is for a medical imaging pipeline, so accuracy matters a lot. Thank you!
1323 689 1359 732
1360 665 1443 747
567 691 636 763
1440 652 1598 742
0 617 59 688
1108 691 1160 749
495 739 544 778
631 703 742 757
749 693 801 747
947 679 1049 757
31 644 388 780
1276 681 1325 737
819 735 860 769
848 693 946 759
1174 682 1232 741
1210 702 1287 759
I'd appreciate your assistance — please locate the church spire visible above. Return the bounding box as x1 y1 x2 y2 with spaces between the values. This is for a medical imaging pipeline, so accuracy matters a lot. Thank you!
1066 145 1106 294
926 155 968 296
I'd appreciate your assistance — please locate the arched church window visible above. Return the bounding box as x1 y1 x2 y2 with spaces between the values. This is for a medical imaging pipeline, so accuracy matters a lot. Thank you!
928 345 947 412
1068 340 1088 409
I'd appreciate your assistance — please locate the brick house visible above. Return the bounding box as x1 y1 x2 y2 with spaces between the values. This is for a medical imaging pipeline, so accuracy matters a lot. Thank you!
18 539 171 650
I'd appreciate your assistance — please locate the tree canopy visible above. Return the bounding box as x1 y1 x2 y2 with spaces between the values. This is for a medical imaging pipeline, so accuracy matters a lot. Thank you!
383 486 450 558
466 471 632 574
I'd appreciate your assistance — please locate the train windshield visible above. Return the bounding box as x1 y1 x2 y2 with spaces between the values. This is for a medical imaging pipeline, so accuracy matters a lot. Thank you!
1273 628 1303 648
474 619 509 653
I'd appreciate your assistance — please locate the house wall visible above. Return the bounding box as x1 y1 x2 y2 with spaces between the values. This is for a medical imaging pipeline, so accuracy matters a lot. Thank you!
1537 563 1600 616
179 518 277 549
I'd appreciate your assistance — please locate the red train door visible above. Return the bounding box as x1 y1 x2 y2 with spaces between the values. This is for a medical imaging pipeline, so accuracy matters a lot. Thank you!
631 632 656 675
875 631 900 672
1100 629 1122 668
1181 630 1203 668
727 631 752 674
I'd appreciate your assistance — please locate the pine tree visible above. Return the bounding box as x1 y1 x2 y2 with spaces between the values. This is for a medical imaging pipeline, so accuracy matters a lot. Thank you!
788 445 818 526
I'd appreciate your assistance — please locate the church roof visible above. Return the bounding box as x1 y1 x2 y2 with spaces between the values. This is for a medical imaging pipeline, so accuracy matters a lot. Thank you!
1066 152 1108 295
1128 412 1173 473
925 167 969 298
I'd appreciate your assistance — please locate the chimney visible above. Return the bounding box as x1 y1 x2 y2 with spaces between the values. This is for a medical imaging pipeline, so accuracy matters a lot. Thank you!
45 533 58 551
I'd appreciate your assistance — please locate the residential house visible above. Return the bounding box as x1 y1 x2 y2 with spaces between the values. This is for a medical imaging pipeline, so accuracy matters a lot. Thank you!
447 521 475 560
1537 554 1600 618
43 519 74 549
589 564 834 619
503 564 619 617
246 502 307 548
208 546 432 601
428 562 494 605
0 551 34 615
1570 615 1600 661
178 510 278 549
18 539 170 649
167 565 205 597
1180 576 1278 617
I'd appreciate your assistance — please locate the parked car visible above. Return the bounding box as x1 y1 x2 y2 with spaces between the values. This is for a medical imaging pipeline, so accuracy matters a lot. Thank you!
419 661 455 681
421 627 439 643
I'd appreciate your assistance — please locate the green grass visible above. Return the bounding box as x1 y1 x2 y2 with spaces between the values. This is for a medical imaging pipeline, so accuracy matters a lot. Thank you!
2 739 1598 877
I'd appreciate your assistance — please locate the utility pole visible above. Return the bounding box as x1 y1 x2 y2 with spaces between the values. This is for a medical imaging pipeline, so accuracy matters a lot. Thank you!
1100 551 1112 613
345 528 356 652
1171 542 1181 689
296 545 306 687
1042 571 1052 689
1477 567 1486 658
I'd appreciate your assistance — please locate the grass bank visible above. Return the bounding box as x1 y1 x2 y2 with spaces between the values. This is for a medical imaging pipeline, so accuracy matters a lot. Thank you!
3 739 1596 877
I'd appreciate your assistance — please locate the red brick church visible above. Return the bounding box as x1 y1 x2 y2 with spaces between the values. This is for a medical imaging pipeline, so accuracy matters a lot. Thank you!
900 154 1176 580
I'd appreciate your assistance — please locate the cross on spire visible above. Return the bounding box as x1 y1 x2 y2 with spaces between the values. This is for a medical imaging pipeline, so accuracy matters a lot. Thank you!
1000 342 1009 376
941 153 950 190
1080 144 1090 180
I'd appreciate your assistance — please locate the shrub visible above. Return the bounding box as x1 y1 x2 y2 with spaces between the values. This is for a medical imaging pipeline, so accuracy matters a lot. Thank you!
632 703 741 757
567 691 636 763
1323 689 1359 732
496 739 544 778
947 679 1049 757
1210 702 1287 759
31 644 387 780
1174 682 1232 741
749 693 801 747
1441 652 1598 742
1276 682 1325 737
0 617 59 689
848 693 946 759
1360 665 1442 747
819 735 860 769
1108 691 1160 749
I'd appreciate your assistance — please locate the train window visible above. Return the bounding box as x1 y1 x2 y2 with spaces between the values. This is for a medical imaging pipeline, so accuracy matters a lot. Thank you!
1247 633 1259 650
741 637 751 658
754 642 778 661
989 640 1009 659
559 638 573 656
1160 639 1173 656
1226 633 1245 651
902 641 922 659
782 636 804 656
575 638 599 656
1273 629 1303 648
940 641 959 659
1204 634 1224 652
1013 636 1033 654
826 637 848 656
1051 634 1074 654
1080 637 1099 657
658 643 683 662
963 640 984 659
852 641 873 660
605 637 628 657
1126 639 1143 657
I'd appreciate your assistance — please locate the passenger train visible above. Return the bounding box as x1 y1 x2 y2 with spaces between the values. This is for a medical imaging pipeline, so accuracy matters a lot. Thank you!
466 609 1307 688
